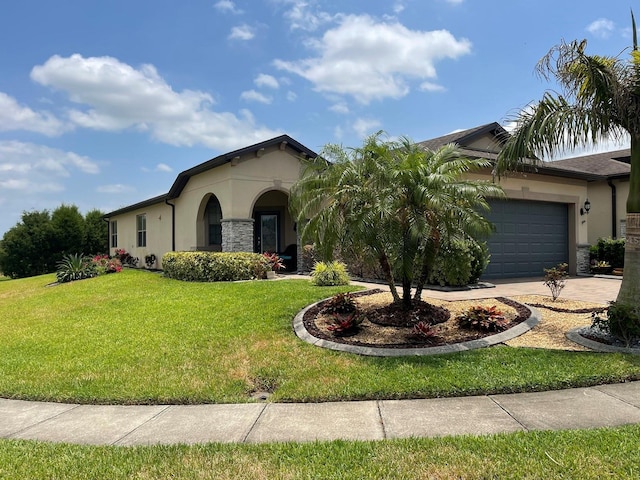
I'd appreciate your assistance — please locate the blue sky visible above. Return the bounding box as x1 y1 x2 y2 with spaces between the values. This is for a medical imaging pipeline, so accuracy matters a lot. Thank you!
0 0 634 236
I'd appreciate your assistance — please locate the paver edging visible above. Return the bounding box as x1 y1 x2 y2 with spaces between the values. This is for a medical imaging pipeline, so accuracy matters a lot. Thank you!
293 294 540 357
566 328 640 354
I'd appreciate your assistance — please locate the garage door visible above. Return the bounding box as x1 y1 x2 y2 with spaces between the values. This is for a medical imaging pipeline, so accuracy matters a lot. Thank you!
482 199 568 279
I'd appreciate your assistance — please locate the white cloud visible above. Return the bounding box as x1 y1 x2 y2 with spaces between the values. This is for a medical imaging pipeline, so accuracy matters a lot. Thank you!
0 92 68 136
446 0 464 4
240 89 273 104
30 54 280 151
229 24 255 40
352 117 382 138
334 125 343 139
279 0 335 31
214 0 242 14
393 2 405 14
97 184 135 194
156 163 173 172
329 102 349 114
286 91 297 101
420 81 446 92
274 14 471 104
586 18 615 39
254 73 279 89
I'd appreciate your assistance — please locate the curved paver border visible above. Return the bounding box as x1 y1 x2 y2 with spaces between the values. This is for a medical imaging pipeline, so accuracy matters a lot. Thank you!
566 328 640 354
293 296 541 357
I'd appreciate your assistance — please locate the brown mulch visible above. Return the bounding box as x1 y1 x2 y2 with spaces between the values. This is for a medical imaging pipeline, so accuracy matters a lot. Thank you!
303 291 531 349
302 291 608 351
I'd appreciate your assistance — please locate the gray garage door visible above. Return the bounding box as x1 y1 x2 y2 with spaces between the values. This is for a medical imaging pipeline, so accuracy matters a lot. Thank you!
482 199 568 279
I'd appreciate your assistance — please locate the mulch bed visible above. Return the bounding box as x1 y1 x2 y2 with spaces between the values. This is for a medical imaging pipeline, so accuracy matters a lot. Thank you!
528 303 605 314
302 290 531 349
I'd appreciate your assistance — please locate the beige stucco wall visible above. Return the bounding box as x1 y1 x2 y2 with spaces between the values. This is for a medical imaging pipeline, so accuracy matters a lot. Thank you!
172 144 302 251
109 201 173 268
587 178 630 243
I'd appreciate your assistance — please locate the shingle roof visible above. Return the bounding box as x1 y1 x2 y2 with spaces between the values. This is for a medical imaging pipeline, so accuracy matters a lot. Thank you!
417 122 509 152
549 149 631 177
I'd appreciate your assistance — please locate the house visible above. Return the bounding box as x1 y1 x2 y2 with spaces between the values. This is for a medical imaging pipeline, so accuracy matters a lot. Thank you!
104 123 629 279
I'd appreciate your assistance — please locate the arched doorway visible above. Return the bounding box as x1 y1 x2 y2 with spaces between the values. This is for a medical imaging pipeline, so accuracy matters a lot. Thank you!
252 190 297 270
196 194 223 251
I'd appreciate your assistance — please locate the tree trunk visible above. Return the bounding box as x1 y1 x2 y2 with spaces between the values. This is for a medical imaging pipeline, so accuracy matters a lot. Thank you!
402 278 412 310
378 253 400 303
616 134 640 307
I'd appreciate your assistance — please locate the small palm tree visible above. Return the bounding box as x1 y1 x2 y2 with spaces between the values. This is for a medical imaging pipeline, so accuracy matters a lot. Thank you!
496 12 640 308
290 133 504 309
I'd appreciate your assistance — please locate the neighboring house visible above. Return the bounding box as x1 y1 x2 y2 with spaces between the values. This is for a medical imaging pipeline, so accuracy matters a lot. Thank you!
104 123 629 279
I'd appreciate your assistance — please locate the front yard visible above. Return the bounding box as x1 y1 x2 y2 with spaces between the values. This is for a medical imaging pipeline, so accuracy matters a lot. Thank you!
1 269 639 405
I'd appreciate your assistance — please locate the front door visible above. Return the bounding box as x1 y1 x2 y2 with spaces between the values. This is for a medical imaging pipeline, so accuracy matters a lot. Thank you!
255 212 279 253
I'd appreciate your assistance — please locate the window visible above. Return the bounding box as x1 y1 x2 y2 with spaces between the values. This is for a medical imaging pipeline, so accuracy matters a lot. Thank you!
620 219 626 239
136 214 147 247
206 196 223 246
110 221 118 248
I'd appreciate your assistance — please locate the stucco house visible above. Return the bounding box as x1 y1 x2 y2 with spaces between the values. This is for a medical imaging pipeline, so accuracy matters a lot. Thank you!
104 123 629 279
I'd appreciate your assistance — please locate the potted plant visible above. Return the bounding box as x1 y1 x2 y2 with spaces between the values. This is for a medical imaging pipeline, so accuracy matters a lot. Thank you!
590 260 613 275
262 252 284 279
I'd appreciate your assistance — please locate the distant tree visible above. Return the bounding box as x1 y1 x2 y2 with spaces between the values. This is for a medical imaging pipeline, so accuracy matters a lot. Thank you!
0 210 54 278
50 204 85 257
83 209 108 255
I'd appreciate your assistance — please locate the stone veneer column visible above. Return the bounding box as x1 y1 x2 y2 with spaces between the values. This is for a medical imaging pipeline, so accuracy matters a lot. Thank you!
576 243 591 275
221 218 254 252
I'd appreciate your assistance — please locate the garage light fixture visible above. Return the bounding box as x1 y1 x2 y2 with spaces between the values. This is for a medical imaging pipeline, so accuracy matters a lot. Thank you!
580 198 591 216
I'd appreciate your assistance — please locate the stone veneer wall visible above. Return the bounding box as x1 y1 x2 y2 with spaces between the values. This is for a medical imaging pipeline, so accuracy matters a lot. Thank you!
221 218 254 252
576 244 591 275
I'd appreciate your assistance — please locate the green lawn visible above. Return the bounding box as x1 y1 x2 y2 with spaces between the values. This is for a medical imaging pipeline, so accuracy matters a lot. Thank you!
1 425 640 479
1 269 639 404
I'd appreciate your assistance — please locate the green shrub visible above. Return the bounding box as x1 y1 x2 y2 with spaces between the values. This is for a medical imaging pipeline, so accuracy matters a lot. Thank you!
56 253 97 283
310 261 350 286
591 238 625 268
591 301 640 347
322 292 357 314
428 238 490 287
162 251 270 282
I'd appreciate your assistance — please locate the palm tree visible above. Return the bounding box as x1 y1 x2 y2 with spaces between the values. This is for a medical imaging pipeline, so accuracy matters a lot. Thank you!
495 14 640 308
290 133 503 309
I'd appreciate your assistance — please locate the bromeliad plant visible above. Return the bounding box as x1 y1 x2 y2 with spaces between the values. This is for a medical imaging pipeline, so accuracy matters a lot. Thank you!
263 252 285 272
457 305 508 333
322 292 357 315
326 311 365 334
413 321 438 338
56 254 97 283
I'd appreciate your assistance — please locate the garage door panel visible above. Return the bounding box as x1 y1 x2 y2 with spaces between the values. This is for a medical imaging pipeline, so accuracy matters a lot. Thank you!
483 199 568 279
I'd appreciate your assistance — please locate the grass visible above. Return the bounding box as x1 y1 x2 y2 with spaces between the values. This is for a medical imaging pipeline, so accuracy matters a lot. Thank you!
1 269 639 404
1 425 640 478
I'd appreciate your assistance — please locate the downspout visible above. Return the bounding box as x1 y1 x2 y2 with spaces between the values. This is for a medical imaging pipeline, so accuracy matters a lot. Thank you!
165 198 176 251
608 179 617 238
103 217 110 252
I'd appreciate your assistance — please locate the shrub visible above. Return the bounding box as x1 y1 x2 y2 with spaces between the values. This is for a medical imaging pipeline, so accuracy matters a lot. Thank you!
91 254 122 275
413 321 437 338
543 262 568 301
144 254 157 269
56 253 97 283
457 305 508 332
310 261 350 286
301 244 317 272
326 311 364 334
114 249 139 267
162 251 270 282
262 252 284 271
428 239 490 287
591 301 640 347
322 292 357 314
591 238 625 268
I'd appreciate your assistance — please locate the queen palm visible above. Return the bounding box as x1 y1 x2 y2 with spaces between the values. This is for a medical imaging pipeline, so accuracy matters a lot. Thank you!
496 15 640 308
290 133 503 309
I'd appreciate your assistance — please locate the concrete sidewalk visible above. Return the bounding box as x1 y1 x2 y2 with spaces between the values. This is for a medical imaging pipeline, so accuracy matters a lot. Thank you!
2 382 640 445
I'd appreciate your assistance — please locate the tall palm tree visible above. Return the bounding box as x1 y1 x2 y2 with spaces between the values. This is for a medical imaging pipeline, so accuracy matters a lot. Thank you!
290 133 503 309
496 14 640 307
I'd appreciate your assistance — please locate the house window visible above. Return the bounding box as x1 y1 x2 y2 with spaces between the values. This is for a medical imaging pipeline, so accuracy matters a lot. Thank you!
110 221 118 248
620 219 626 239
206 196 223 246
136 214 147 247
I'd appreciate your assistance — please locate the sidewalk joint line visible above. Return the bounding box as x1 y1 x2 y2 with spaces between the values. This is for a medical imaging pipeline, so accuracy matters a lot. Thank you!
112 405 172 446
376 401 388 440
6 402 81 439
488 395 529 432
241 403 268 443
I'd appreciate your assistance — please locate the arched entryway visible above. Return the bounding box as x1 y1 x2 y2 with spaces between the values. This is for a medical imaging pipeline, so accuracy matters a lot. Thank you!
252 190 297 270
196 193 223 251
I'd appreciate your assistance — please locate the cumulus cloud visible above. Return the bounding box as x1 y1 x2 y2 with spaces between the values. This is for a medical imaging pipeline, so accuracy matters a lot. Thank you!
156 163 172 172
0 92 68 136
352 117 382 138
229 24 255 40
240 89 273 104
214 0 242 14
329 102 349 114
586 18 615 39
30 54 280 151
97 184 135 194
279 0 335 31
274 14 471 104
420 81 446 92
286 91 297 101
254 73 279 89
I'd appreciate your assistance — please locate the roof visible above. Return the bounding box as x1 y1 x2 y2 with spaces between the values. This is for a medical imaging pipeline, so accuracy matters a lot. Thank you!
549 149 631 177
104 135 317 218
417 122 509 153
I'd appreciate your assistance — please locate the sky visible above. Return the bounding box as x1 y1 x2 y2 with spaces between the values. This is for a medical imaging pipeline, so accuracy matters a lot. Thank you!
0 0 635 236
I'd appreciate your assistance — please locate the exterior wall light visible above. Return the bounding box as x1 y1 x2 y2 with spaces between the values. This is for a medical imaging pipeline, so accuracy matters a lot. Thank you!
580 198 591 216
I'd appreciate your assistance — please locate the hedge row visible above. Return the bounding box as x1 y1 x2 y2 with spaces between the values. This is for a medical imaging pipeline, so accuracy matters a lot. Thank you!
162 251 270 282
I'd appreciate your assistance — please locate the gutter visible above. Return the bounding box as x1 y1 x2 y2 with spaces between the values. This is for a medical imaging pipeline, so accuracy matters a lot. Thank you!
608 179 617 238
165 198 176 251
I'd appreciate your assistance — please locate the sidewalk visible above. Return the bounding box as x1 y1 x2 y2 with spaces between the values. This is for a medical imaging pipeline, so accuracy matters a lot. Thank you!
2 382 640 445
